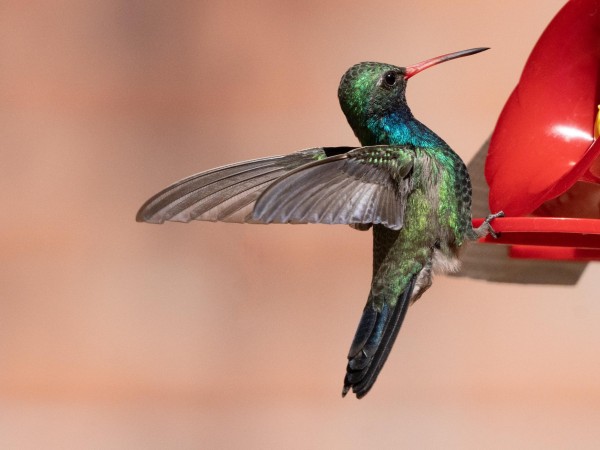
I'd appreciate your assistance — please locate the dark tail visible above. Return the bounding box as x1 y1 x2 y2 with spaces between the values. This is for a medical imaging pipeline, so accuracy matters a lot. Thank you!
342 275 417 399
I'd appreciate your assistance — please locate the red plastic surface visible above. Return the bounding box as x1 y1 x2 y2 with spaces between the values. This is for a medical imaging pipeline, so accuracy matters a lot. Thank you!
472 216 600 260
485 0 600 217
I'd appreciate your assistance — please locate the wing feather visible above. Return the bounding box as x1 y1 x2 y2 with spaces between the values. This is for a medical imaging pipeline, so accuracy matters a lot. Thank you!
138 145 416 230
252 146 415 230
136 147 355 224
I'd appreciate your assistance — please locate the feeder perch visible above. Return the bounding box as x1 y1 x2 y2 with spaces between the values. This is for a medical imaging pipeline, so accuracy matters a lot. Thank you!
474 0 600 261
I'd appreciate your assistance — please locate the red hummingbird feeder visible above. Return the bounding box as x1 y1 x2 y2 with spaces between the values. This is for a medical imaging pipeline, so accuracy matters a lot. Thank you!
474 0 600 261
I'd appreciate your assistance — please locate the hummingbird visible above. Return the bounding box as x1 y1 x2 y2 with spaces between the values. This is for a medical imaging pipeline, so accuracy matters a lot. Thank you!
136 47 502 399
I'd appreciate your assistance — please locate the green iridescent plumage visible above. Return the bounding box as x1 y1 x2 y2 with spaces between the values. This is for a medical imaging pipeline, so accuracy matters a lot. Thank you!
136 48 500 399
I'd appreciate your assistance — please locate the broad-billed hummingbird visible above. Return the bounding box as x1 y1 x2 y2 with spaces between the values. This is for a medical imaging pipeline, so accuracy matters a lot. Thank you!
137 48 501 399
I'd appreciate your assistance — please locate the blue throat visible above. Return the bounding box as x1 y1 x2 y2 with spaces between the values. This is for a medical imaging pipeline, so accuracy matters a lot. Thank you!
363 112 446 149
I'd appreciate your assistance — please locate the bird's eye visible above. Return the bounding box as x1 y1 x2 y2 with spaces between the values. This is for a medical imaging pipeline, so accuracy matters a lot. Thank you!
383 71 397 87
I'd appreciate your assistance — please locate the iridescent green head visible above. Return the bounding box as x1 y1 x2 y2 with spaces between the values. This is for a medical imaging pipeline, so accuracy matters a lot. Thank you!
338 48 489 144
338 62 409 140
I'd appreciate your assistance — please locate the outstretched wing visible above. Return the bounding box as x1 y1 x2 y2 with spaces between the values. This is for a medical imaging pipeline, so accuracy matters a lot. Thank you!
136 146 355 224
252 146 415 230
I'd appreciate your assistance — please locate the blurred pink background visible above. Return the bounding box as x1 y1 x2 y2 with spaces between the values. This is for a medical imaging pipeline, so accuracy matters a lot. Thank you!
3 1 600 448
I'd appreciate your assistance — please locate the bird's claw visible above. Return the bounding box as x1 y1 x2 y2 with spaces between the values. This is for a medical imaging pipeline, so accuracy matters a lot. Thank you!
483 210 504 239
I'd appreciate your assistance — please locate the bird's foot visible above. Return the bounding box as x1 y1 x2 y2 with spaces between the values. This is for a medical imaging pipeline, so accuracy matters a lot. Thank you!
477 210 504 238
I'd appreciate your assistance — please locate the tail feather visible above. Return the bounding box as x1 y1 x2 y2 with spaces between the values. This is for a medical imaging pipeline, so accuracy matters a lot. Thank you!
343 275 417 398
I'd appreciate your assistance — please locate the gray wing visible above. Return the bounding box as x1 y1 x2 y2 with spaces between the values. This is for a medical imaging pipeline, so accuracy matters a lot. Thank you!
252 146 415 230
136 147 354 224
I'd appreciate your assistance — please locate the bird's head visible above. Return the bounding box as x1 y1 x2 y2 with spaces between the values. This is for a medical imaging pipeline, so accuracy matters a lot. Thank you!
338 48 488 144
